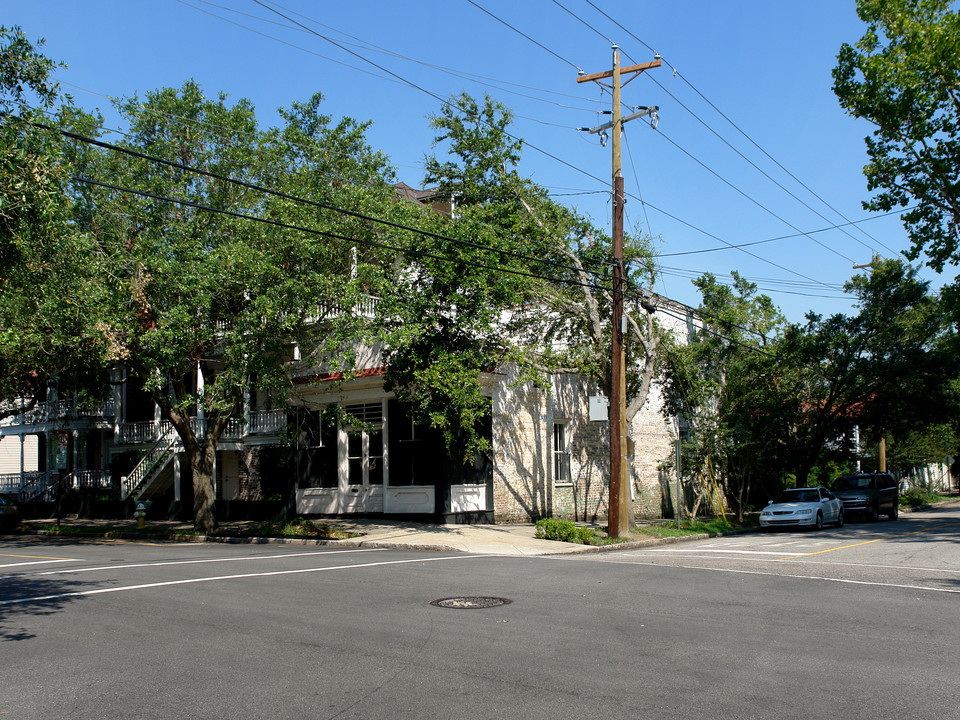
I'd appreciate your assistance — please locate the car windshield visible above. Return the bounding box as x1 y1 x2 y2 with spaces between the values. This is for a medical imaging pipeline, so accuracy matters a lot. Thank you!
835 477 875 490
774 490 819 503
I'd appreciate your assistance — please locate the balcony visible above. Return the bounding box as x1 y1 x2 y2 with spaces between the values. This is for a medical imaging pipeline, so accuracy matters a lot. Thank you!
1 398 117 429
117 409 287 445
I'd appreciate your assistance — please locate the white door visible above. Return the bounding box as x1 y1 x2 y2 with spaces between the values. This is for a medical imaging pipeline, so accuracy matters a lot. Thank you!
341 424 384 513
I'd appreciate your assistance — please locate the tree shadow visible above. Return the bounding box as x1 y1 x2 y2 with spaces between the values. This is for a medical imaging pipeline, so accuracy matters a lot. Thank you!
0 541 93 642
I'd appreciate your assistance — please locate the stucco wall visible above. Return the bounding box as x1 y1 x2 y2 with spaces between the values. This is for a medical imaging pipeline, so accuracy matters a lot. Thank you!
491 364 677 524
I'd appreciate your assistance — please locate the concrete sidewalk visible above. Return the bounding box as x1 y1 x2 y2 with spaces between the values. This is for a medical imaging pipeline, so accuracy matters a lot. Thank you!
14 516 706 555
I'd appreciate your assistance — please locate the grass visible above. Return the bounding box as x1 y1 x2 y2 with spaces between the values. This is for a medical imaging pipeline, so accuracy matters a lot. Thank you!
218 517 361 540
630 517 742 539
535 516 747 545
900 488 957 508
26 517 361 541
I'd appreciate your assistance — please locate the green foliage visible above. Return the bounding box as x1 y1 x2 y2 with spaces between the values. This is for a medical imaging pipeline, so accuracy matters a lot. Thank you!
534 517 602 544
231 517 360 540
58 81 398 532
388 93 662 463
663 259 958 513
900 486 953 507
833 0 960 272
633 518 738 538
0 27 109 415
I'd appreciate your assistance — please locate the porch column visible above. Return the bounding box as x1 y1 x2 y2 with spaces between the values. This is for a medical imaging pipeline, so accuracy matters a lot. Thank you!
173 454 181 502
196 360 205 422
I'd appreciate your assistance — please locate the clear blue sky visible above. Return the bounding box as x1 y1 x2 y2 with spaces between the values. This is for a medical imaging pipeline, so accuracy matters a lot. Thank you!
4 0 952 321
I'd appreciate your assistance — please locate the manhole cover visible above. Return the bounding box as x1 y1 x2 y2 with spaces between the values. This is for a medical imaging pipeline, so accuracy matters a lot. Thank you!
431 596 512 609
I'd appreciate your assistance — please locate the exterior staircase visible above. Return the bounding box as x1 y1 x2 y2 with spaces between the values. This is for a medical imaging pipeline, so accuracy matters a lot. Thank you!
120 424 179 500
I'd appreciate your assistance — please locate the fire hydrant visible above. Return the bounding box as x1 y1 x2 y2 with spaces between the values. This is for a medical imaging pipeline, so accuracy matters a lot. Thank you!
134 502 146 530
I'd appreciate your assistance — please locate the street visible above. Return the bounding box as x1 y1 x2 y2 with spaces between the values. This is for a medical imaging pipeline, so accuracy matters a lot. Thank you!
2 506 959 720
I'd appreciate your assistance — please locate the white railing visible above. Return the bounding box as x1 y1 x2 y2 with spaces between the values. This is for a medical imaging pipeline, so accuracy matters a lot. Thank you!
3 398 116 427
0 471 55 501
70 470 112 490
119 410 285 445
120 425 179 500
118 420 171 444
248 409 287 435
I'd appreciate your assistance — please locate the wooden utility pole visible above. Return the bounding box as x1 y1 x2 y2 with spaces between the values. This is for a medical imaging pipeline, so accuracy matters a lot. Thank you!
578 48 660 538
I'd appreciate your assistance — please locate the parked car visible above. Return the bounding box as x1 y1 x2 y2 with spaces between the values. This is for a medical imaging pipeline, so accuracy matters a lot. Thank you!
0 495 19 532
832 472 899 521
759 487 843 530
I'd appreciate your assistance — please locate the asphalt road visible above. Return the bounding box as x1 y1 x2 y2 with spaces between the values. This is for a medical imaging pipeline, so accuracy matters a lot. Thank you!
2 506 959 720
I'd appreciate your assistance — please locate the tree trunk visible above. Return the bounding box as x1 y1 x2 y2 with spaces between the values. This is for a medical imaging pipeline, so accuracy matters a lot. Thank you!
190 440 218 534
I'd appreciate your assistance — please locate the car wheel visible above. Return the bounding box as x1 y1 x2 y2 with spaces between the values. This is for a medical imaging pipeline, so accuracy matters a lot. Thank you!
889 505 899 520
835 510 844 528
814 511 823 531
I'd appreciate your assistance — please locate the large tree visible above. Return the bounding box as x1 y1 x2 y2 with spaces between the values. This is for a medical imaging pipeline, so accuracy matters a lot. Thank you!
65 82 397 531
659 272 785 518
0 27 108 419
386 93 662 461
833 0 960 270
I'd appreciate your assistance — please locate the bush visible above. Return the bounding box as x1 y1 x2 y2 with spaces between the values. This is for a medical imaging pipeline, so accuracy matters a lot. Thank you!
535 518 597 545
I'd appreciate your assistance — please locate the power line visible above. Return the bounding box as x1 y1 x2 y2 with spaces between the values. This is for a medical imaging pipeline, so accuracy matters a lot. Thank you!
45 119 609 282
71 174 608 295
250 0 610 188
659 206 913 258
465 0 584 74
653 126 856 264
579 0 903 258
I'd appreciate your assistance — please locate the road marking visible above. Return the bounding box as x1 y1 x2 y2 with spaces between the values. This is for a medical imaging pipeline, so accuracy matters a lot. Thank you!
16 548 383 577
601 558 960 594
0 559 78 569
0 553 78 561
0 554 495 606
785 524 948 558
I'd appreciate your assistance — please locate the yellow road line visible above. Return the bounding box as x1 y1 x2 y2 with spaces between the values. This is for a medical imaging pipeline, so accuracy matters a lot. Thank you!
783 523 948 559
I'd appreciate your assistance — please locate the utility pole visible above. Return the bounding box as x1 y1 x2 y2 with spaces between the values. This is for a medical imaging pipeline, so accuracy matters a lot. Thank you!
578 48 660 538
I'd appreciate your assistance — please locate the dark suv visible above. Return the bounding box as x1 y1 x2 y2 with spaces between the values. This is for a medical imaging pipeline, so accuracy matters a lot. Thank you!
832 472 900 521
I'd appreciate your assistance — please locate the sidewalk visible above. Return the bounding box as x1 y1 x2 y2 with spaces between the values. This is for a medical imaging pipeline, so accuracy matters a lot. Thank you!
14 517 712 556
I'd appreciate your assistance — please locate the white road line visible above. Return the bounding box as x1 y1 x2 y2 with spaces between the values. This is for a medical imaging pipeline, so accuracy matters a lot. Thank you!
0 554 495 606
0 559 78 569
600 558 960 594
14 548 382 578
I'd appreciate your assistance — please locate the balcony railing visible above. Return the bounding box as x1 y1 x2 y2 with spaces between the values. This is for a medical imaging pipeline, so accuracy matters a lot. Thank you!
117 410 286 445
2 398 117 427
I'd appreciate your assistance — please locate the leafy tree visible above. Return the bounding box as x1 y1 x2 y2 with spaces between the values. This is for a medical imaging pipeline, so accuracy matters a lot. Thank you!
65 82 396 532
391 93 662 464
833 0 960 270
0 27 107 419
752 259 950 488
659 272 784 519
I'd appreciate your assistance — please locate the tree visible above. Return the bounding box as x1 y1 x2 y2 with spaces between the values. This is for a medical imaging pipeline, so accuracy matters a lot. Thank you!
833 0 960 271
65 82 396 532
390 93 662 462
0 27 108 419
752 259 950 488
659 272 785 519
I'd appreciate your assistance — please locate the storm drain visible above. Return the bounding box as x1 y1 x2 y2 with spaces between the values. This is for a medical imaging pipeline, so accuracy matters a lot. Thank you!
430 596 512 610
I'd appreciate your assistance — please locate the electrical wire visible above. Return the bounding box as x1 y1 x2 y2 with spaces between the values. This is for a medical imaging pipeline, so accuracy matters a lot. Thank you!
580 0 903 258
71 174 609 295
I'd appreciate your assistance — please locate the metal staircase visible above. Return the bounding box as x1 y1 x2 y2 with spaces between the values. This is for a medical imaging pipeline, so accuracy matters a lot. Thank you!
120 424 179 500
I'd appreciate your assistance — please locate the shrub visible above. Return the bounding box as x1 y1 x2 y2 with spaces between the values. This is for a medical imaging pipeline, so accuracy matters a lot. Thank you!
535 518 597 544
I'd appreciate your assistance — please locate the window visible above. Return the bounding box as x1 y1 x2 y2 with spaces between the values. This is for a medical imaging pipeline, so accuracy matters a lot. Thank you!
553 422 572 485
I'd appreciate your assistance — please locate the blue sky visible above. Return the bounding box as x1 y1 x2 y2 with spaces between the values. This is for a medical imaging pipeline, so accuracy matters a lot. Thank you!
4 0 952 321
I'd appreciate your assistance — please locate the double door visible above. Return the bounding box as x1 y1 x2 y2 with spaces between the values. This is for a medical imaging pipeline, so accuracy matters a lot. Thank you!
341 424 383 513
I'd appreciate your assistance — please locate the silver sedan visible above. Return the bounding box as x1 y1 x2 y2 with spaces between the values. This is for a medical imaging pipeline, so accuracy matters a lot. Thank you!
759 487 844 530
